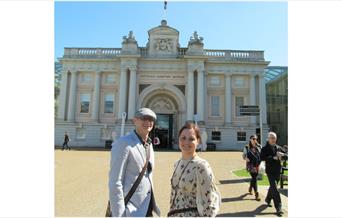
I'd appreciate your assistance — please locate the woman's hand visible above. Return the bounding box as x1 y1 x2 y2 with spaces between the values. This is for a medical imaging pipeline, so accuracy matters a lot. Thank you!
245 158 250 162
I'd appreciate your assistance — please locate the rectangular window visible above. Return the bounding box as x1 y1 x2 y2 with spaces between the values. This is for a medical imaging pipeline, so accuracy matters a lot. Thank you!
80 93 90 113
104 94 114 113
76 128 86 139
237 131 246 142
235 96 244 116
212 131 221 141
211 96 220 116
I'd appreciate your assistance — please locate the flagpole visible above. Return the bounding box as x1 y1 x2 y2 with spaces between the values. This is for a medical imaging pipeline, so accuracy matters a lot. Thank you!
163 1 167 20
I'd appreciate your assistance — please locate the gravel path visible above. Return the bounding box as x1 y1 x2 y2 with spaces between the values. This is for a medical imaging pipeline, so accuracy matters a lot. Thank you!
55 149 288 217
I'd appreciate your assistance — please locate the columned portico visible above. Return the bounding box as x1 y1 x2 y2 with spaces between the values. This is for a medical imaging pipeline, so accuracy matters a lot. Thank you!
225 74 232 125
197 69 205 122
56 20 270 149
128 67 137 119
91 71 102 122
118 68 127 118
186 70 194 121
67 70 77 122
249 74 256 124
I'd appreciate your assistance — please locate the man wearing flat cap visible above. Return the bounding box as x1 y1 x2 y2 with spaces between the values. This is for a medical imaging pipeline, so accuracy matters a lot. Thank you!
108 108 160 217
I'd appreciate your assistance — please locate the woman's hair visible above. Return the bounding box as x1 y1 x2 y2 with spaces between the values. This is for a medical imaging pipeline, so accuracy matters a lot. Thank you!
178 122 202 144
248 134 259 147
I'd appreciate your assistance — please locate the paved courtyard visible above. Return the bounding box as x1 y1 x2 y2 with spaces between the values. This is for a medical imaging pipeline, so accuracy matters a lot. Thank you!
55 149 288 217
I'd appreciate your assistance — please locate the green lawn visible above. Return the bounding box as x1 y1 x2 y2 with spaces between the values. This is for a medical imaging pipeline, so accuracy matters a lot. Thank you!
233 168 288 186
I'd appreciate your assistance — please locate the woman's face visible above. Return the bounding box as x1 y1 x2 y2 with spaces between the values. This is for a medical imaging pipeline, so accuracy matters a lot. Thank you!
179 128 199 156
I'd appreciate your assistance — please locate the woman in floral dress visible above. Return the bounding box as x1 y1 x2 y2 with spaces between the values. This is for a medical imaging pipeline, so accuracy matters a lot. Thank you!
167 122 221 217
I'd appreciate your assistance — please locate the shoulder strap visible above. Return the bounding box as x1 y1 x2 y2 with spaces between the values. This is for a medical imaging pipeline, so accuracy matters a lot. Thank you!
124 145 150 205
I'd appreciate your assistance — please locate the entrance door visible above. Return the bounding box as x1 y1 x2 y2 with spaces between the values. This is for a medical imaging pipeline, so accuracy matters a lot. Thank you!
151 114 173 149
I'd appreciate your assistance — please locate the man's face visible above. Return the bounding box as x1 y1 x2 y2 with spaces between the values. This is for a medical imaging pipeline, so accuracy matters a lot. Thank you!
133 116 155 134
268 135 277 145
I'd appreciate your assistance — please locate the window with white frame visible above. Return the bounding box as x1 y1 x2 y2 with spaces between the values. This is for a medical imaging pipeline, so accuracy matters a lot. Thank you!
211 96 220 116
237 131 246 142
80 93 91 113
76 128 86 139
212 131 221 141
235 96 244 116
105 74 115 83
104 94 114 114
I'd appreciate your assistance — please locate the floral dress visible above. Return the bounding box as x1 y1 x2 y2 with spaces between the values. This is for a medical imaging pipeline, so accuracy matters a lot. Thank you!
168 155 221 217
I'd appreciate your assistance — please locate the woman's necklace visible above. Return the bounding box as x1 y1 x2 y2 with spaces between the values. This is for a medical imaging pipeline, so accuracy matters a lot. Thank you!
170 154 196 208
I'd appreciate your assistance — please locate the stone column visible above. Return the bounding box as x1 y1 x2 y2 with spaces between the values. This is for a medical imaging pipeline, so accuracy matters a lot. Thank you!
196 70 205 121
91 71 102 122
259 73 267 124
118 68 127 118
225 74 232 124
57 70 68 120
186 70 194 121
249 74 256 124
128 67 137 119
67 70 78 122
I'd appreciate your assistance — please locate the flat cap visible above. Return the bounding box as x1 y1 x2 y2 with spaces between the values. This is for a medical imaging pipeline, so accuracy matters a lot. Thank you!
135 108 157 120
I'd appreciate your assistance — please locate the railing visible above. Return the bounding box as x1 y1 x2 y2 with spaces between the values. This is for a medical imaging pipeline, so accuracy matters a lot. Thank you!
63 47 264 62
178 47 187 56
205 49 264 61
64 48 121 58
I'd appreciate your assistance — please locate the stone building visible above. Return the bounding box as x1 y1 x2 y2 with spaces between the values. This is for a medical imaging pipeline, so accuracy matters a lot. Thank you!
55 20 270 150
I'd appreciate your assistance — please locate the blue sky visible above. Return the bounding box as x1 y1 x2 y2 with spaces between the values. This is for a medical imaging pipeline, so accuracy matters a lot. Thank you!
55 1 287 66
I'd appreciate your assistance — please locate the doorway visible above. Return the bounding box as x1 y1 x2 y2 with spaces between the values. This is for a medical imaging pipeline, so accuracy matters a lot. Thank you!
151 114 173 149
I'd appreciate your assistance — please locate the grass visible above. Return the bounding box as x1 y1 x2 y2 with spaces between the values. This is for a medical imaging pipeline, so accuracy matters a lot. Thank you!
233 168 288 186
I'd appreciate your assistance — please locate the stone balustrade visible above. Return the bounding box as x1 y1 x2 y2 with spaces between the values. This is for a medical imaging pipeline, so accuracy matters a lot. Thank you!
63 47 264 61
205 49 265 61
63 48 121 58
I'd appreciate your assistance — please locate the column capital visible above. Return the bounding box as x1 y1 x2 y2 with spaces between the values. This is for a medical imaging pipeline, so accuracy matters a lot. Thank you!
129 67 137 72
224 73 232 78
69 70 78 76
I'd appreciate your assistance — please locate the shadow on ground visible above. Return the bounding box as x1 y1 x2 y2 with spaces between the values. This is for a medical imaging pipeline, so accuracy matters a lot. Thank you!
219 178 251 184
217 204 277 217
55 147 110 152
221 193 254 203
279 188 288 197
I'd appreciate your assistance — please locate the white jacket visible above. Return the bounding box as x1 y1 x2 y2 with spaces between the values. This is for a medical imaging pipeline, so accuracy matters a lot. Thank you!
108 131 160 217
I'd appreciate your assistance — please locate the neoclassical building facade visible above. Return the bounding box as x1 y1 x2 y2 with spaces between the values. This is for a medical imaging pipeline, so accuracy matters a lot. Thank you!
55 20 269 150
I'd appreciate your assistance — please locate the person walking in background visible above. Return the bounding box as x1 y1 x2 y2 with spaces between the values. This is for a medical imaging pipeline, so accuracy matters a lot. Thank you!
168 122 221 217
242 134 261 201
62 131 70 151
260 132 287 216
